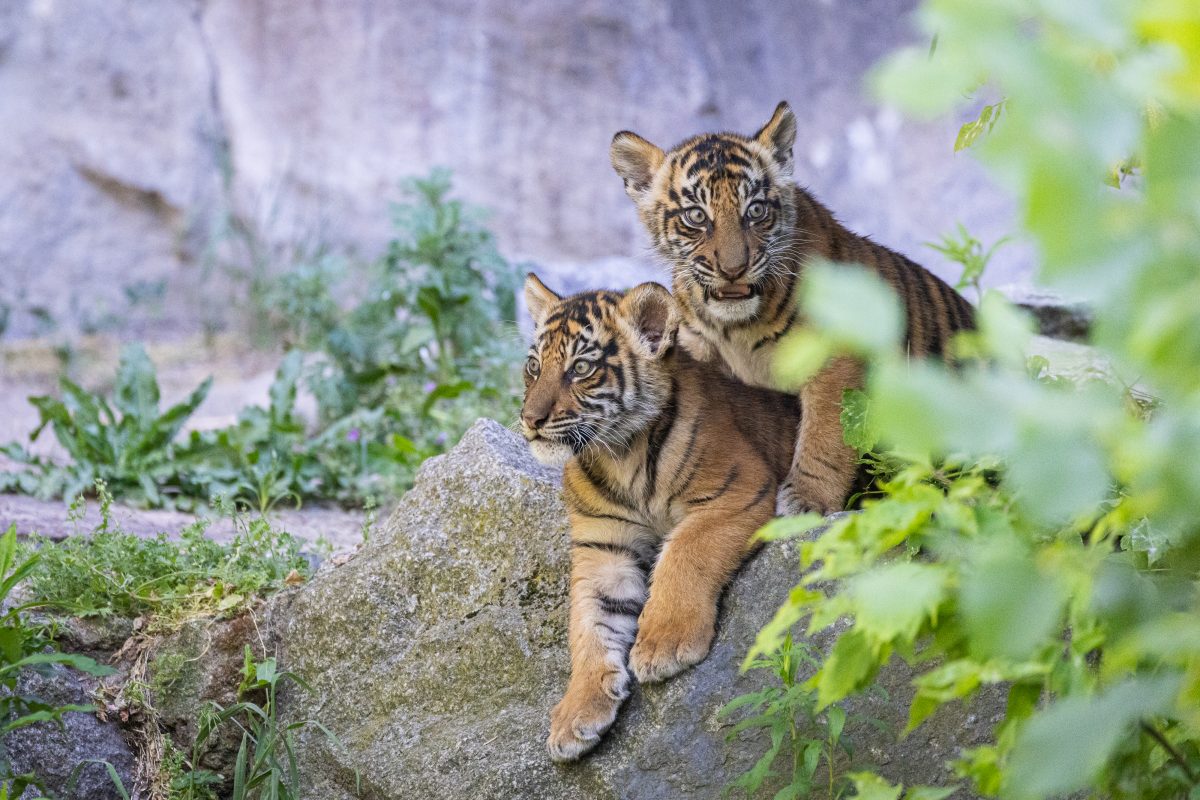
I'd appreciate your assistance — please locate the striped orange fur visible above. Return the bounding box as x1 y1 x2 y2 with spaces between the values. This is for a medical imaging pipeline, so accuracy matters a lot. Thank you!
610 101 976 514
520 273 798 760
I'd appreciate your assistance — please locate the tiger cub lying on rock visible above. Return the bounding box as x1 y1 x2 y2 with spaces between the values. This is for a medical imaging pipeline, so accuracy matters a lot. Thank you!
520 273 798 760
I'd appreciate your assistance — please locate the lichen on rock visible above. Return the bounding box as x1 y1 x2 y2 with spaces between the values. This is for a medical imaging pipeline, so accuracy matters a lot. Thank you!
262 419 1003 799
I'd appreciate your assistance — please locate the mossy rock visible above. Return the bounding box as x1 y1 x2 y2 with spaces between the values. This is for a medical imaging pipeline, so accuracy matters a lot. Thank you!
266 420 1001 799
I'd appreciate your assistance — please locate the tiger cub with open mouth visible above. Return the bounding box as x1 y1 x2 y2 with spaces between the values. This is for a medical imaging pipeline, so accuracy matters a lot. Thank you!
520 273 798 760
610 102 976 516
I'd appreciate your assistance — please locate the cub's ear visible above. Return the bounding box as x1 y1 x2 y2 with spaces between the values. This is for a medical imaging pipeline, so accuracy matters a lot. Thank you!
754 101 797 176
524 272 561 327
618 282 677 358
610 131 665 203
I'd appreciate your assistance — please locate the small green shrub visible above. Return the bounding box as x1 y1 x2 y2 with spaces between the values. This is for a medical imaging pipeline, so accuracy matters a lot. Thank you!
169 647 352 800
0 344 210 506
22 482 308 624
719 635 856 799
923 223 1009 302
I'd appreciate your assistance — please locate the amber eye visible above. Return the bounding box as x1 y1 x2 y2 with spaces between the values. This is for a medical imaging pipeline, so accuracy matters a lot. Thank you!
745 200 767 222
682 207 708 227
525 356 540 377
571 360 596 378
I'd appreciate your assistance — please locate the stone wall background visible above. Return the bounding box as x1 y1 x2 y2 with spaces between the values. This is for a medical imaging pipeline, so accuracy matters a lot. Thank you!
0 0 1028 340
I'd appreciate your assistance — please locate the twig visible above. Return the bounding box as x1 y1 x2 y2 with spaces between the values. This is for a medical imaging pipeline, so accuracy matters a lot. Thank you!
1140 720 1198 783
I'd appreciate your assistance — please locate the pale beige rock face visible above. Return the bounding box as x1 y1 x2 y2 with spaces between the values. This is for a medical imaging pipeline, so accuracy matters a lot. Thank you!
0 0 1027 339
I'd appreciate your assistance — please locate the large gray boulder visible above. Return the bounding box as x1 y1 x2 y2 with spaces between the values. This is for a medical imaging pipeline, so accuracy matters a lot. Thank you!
271 419 1001 799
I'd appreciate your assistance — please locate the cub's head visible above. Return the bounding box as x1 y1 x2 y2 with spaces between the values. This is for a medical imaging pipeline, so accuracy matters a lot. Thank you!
520 274 678 466
610 101 798 325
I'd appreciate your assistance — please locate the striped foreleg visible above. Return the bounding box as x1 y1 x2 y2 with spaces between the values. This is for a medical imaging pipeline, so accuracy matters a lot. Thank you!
547 518 651 761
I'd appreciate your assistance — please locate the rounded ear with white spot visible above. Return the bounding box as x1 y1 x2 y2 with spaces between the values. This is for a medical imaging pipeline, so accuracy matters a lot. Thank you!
524 272 561 327
610 131 665 203
618 283 678 358
754 101 797 177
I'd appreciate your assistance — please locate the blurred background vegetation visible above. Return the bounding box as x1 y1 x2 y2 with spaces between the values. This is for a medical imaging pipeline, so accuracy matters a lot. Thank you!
3 171 522 512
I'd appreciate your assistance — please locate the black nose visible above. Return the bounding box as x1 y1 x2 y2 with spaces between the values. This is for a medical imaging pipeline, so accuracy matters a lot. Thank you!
522 409 549 430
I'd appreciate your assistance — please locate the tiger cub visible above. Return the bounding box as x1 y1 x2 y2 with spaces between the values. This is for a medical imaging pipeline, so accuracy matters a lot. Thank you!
610 101 976 515
521 273 798 761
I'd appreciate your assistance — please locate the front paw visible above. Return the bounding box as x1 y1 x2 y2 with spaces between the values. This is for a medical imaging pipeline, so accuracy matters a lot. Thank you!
629 607 715 684
546 667 629 761
776 480 840 517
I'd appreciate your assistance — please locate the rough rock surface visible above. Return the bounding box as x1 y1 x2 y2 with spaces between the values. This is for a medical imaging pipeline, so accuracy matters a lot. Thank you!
1000 285 1093 341
5 664 136 800
269 419 1002 799
0 0 1028 340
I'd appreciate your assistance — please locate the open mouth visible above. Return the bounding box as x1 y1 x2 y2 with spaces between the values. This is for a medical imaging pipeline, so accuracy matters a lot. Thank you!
710 284 755 302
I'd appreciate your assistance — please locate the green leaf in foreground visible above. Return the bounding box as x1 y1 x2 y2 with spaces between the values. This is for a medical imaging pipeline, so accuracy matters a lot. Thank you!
1005 674 1182 799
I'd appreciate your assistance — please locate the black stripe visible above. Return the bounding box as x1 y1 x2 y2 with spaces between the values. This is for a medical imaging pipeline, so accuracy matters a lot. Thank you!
666 419 704 502
579 458 638 512
752 308 798 351
941 279 964 333
739 483 773 513
889 253 914 333
598 595 644 617
573 539 654 571
687 464 740 506
573 540 641 559
574 511 641 528
909 258 936 355
595 620 635 640
642 379 680 502
915 269 944 357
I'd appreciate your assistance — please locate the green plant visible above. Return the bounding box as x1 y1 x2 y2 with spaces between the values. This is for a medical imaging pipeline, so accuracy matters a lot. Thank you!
171 647 351 800
0 525 117 792
954 100 1007 152
720 634 856 799
384 169 519 380
923 223 1009 302
0 344 210 507
22 481 308 624
2 171 521 511
277 169 521 423
748 4 1200 797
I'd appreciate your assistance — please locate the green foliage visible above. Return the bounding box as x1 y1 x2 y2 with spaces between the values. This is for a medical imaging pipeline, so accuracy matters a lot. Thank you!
0 525 117 792
1 171 521 510
269 168 521 425
0 343 210 506
845 774 956 800
954 100 1006 153
720 635 856 799
923 223 1009 301
21 481 308 624
169 647 353 800
751 4 1200 797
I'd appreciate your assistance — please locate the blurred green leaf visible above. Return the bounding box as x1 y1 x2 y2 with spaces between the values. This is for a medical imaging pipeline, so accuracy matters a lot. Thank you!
959 545 1067 661
1005 674 1182 799
847 561 949 648
800 262 904 354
